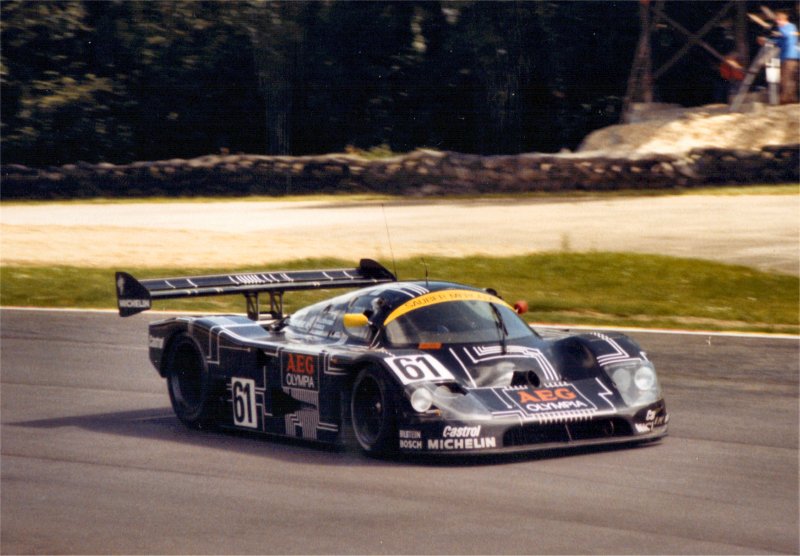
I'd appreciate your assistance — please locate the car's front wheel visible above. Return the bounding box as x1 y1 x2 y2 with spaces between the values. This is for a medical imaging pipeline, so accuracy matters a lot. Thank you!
350 367 398 455
164 334 215 429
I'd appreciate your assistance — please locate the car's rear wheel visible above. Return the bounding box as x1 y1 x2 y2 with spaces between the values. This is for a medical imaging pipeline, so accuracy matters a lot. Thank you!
165 334 215 429
351 367 398 455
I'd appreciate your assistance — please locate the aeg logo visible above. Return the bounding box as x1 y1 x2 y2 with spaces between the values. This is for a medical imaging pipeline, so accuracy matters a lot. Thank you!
506 385 595 415
282 352 317 390
286 353 315 375
515 388 577 404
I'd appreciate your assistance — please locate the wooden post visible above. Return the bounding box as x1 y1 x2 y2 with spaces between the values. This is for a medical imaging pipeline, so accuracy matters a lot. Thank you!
622 0 654 121
651 1 734 79
735 0 749 66
642 1 653 104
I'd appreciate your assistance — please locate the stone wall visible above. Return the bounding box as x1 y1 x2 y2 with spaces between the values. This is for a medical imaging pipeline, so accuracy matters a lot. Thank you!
1 144 797 200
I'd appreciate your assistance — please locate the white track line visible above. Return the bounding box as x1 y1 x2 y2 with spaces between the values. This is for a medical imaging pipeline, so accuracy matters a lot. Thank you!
529 321 798 341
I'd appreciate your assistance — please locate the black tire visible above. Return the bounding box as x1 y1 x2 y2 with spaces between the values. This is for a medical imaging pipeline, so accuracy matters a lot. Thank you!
164 334 215 430
350 367 398 455
338 389 359 453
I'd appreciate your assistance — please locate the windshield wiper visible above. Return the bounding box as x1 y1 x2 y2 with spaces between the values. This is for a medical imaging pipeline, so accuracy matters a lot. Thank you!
490 303 508 354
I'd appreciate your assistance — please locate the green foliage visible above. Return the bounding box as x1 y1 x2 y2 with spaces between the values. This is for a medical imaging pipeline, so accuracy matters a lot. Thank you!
0 1 782 167
1 0 261 165
1 1 133 164
2 254 797 334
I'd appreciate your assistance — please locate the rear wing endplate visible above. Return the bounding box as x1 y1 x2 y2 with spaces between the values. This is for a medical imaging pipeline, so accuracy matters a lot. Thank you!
115 258 396 319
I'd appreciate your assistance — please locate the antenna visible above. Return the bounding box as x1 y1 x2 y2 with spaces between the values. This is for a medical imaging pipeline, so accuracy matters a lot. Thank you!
422 258 429 287
381 203 398 279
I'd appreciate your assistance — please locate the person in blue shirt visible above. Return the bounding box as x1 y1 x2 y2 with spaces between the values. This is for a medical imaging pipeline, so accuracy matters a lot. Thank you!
760 10 799 103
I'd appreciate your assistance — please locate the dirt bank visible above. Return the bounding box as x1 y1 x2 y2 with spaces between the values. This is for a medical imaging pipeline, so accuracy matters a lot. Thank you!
2 194 797 275
579 103 800 156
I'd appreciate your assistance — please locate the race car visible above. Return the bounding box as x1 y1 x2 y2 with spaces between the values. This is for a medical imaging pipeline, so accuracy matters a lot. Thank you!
116 259 668 456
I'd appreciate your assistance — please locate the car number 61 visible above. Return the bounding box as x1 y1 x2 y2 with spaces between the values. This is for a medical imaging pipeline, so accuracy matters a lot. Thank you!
385 355 455 385
232 377 258 429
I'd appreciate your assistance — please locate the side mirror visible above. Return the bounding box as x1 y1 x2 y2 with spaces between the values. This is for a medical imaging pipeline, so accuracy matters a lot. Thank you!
513 300 529 315
343 313 370 328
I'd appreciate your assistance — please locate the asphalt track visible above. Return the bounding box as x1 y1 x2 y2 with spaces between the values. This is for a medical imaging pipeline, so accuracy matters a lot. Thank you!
1 308 798 554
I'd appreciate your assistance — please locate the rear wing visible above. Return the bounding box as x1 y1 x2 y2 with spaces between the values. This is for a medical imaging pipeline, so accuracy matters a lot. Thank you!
115 258 396 319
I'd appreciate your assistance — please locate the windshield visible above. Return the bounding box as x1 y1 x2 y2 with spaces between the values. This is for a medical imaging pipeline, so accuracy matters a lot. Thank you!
383 300 534 346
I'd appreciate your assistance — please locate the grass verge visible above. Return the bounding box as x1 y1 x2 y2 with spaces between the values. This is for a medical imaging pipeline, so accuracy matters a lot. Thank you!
1 253 797 334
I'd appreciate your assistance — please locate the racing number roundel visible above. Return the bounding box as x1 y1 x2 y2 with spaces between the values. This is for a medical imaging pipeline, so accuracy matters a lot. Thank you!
232 377 258 429
384 355 455 385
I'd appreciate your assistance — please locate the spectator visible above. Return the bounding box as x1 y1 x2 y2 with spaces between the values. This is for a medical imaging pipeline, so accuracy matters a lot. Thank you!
759 9 799 103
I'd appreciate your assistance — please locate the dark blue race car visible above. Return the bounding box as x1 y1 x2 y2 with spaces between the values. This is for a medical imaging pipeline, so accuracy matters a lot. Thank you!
116 259 668 456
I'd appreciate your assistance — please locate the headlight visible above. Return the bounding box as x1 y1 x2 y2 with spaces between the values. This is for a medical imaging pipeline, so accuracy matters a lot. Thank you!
634 366 656 390
609 361 661 406
410 387 434 413
407 382 492 420
612 368 631 391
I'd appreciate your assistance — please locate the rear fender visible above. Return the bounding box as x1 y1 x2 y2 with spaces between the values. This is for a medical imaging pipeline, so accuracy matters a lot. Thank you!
148 320 192 377
149 315 271 377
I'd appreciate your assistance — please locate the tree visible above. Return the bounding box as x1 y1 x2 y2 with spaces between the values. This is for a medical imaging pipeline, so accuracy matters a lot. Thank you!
246 1 304 155
1 1 133 165
2 0 760 167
